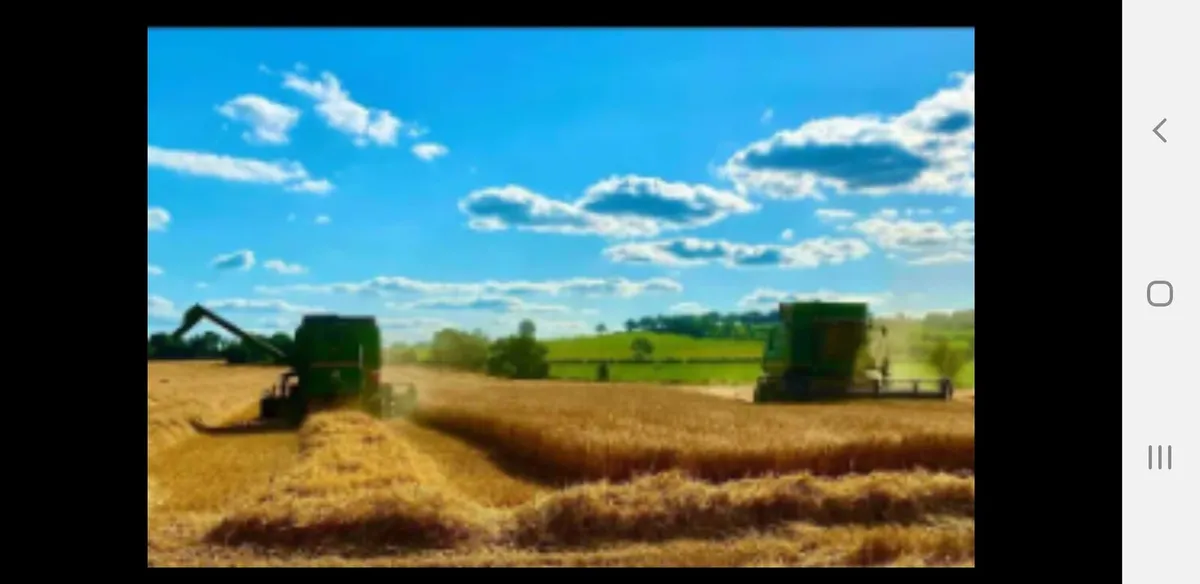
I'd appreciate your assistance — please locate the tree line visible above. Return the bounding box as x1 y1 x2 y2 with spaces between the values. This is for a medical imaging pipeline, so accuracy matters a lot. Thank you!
614 308 975 340
146 331 292 364
147 320 556 381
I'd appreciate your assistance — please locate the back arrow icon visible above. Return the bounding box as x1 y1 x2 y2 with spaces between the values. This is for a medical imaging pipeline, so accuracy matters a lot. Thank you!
1153 118 1167 143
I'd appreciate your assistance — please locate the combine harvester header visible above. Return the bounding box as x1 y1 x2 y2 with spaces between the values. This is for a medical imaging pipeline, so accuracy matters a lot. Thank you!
753 301 953 403
171 304 417 429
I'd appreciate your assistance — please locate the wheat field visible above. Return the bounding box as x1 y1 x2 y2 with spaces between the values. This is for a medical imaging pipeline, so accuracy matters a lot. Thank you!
147 362 975 567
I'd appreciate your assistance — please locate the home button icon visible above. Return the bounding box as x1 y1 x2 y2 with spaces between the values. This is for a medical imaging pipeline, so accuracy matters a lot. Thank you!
1147 281 1173 307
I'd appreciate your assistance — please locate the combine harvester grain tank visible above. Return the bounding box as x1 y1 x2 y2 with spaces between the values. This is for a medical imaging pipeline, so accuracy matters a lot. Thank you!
753 301 953 403
171 304 418 430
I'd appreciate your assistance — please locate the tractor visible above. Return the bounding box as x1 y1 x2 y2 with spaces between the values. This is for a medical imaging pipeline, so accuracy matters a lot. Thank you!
171 304 417 428
752 301 953 403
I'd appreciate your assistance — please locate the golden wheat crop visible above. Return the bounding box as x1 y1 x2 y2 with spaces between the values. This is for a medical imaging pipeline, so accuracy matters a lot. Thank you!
398 365 974 483
147 362 975 567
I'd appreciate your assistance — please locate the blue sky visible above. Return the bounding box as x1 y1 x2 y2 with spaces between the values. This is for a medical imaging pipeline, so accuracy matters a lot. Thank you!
147 28 975 341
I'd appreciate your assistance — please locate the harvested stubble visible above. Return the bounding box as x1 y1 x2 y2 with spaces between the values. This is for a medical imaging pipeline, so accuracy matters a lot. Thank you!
207 412 499 551
206 411 973 557
411 380 974 483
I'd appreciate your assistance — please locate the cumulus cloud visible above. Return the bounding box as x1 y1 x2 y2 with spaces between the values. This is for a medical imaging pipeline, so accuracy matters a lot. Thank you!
760 108 774 124
378 317 457 331
780 228 794 241
287 179 335 195
904 208 935 217
255 276 682 299
722 72 974 199
604 237 871 268
217 94 301 145
148 207 170 231
315 215 331 225
263 259 307 275
281 69 403 147
459 175 756 238
148 295 177 321
849 216 974 265
669 302 709 315
390 295 570 313
203 298 324 313
147 145 334 194
738 288 893 310
148 264 164 276
815 208 857 222
412 142 448 161
210 250 255 271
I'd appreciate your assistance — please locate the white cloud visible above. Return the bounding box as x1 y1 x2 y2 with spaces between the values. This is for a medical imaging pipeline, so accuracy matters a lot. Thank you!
216 94 301 145
148 294 177 320
287 179 335 195
147 264 164 276
390 295 570 313
760 108 774 124
412 142 449 161
460 175 756 238
255 276 682 299
378 317 456 331
780 228 794 241
849 217 974 265
147 145 334 193
315 215 331 225
203 298 324 313
281 70 403 147
406 124 429 138
263 259 307 275
907 251 974 266
877 307 967 319
210 249 255 271
148 207 170 231
941 206 956 214
815 208 857 222
669 302 709 315
738 288 893 310
722 72 974 199
604 236 871 269
196 282 209 289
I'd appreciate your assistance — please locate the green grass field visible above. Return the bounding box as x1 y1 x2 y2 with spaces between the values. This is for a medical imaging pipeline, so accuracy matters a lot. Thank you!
404 330 976 388
549 360 975 388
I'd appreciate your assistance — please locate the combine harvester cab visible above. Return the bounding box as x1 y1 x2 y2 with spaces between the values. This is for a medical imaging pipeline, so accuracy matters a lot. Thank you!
172 305 418 430
753 301 953 403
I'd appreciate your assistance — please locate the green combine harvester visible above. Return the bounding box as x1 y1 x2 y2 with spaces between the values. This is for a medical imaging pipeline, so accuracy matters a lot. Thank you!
171 304 417 429
753 301 953 403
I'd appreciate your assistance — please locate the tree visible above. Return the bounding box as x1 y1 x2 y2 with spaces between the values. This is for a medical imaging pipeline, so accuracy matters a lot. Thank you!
429 328 490 371
630 337 655 361
518 319 536 339
595 323 607 334
486 322 551 379
624 319 636 333
927 338 968 382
